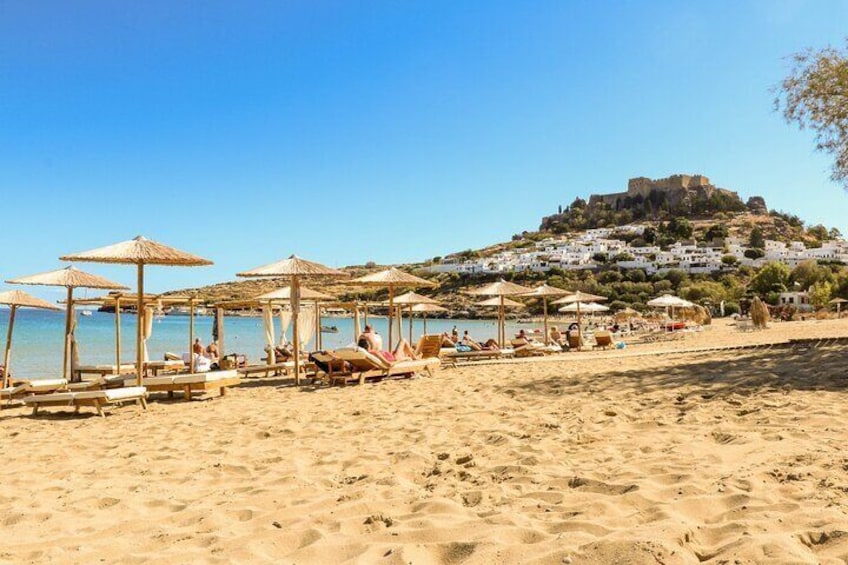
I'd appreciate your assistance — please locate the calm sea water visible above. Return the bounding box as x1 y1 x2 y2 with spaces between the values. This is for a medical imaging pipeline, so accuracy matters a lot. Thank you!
0 309 532 379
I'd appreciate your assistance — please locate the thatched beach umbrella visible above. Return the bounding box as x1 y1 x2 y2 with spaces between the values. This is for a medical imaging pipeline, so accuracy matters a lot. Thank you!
551 291 607 343
60 236 213 386
349 268 436 350
237 255 347 383
388 291 439 343
410 302 448 335
0 290 62 387
476 295 525 344
519 284 571 345
750 296 770 329
557 301 609 313
829 297 847 317
257 285 336 352
646 294 695 322
7 266 128 381
467 279 532 347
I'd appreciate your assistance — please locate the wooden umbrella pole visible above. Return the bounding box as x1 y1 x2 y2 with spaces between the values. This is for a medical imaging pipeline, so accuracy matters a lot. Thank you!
353 305 360 342
423 313 427 335
577 302 582 346
543 298 549 345
292 276 301 385
408 305 413 344
315 302 321 350
136 264 144 387
63 287 73 381
499 295 505 348
115 297 121 370
3 305 16 387
189 300 195 373
216 307 225 359
387 286 395 351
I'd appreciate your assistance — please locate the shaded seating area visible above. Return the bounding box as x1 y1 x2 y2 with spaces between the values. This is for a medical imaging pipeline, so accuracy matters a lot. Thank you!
23 386 148 418
124 369 240 401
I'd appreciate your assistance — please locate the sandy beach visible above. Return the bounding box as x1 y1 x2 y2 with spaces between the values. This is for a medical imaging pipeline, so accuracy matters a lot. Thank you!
2 318 848 564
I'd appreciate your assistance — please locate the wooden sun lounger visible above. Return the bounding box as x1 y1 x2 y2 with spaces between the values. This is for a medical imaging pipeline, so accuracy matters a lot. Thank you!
238 361 294 378
24 386 148 418
125 370 240 401
73 364 136 381
144 360 187 376
326 349 440 386
441 348 508 362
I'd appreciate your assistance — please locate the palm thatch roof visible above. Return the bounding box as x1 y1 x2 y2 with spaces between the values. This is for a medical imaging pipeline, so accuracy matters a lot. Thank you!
257 285 335 301
7 266 127 290
410 302 448 313
519 283 572 298
466 279 532 296
237 254 346 278
60 236 212 266
552 291 607 304
391 291 440 305
349 267 436 288
477 296 525 308
0 290 62 311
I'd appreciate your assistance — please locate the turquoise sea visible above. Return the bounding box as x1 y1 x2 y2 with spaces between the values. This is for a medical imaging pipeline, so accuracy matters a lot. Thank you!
0 309 529 379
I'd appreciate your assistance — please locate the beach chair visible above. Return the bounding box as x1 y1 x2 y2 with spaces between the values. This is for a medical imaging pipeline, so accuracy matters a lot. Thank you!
73 363 136 381
415 334 444 359
144 359 187 376
238 361 294 379
24 386 148 418
1 378 72 406
327 348 440 386
125 369 240 401
567 333 583 351
510 339 549 357
593 330 613 350
440 347 507 364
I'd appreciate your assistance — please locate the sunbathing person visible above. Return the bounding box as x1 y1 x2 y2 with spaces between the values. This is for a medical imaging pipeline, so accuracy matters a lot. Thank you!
439 332 456 347
462 333 499 351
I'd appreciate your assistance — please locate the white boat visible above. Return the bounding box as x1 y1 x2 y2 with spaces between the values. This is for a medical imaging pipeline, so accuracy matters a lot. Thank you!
80 310 93 317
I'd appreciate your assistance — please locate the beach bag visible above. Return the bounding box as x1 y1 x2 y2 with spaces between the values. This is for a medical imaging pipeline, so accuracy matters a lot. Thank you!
455 344 473 352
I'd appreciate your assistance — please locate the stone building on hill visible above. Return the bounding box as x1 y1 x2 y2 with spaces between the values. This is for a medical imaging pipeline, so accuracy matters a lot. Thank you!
587 174 740 212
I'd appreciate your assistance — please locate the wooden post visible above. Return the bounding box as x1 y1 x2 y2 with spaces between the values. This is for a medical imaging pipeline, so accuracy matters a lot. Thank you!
577 302 583 346
387 286 395 350
136 264 144 387
291 276 301 385
543 298 549 345
315 301 321 350
3 305 16 387
499 295 504 348
216 307 225 358
408 305 413 343
423 313 427 335
353 305 361 342
63 287 74 381
189 299 195 373
115 297 122 370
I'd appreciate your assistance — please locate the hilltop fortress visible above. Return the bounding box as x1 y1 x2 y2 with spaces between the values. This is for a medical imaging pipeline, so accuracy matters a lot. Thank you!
587 174 740 211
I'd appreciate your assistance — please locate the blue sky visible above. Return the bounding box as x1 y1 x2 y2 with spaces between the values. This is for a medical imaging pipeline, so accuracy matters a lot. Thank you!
1 1 846 295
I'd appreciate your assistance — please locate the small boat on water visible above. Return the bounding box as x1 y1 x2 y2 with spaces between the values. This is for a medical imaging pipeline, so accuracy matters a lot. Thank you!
80 310 93 317
320 325 339 333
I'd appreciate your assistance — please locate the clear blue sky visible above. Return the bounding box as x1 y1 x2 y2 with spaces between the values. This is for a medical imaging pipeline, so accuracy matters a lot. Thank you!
1 1 846 295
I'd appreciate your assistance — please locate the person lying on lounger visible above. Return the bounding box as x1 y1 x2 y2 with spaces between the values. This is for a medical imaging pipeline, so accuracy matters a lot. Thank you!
461 331 499 351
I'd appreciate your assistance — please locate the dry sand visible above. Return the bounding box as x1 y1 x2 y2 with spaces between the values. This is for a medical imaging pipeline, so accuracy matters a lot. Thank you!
2 318 848 564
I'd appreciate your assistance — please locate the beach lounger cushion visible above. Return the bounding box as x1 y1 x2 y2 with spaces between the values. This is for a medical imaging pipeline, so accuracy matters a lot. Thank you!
23 386 148 417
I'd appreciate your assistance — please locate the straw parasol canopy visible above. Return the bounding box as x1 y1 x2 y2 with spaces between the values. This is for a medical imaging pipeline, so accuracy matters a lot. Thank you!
550 290 607 342
0 290 62 386
519 284 572 345
385 291 439 343
61 236 213 386
257 285 335 302
7 266 128 381
830 297 848 316
646 294 694 309
238 255 348 383
558 302 609 313
477 296 525 308
350 268 436 349
466 279 532 347
409 302 447 336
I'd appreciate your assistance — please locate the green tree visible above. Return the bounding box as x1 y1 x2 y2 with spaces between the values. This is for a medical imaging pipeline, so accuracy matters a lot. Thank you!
809 280 833 308
749 226 765 249
721 255 739 266
705 224 729 241
776 40 848 187
749 261 791 296
790 259 832 290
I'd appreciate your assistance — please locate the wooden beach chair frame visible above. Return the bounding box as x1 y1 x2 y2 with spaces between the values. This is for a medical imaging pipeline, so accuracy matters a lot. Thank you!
325 348 440 386
24 386 148 418
593 330 613 350
125 369 241 401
